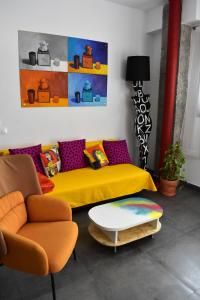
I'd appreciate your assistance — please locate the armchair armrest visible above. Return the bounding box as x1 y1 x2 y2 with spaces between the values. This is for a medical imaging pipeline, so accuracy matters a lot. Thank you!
0 230 48 276
0 231 7 257
27 195 72 222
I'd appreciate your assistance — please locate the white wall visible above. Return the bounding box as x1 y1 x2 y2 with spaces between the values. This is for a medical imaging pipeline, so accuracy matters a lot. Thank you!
0 0 146 158
181 1 200 186
144 6 163 169
146 31 162 170
146 5 163 33
198 0 200 21
185 158 200 186
182 0 200 25
183 28 200 186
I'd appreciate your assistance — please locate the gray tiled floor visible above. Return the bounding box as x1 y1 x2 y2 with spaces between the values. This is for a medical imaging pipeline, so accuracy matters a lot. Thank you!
1 185 200 300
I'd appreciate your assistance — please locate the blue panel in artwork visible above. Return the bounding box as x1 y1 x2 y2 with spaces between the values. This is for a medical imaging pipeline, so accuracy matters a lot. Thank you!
68 73 107 107
68 37 108 65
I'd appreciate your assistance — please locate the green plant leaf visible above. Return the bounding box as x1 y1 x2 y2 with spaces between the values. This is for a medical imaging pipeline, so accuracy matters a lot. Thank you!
160 141 186 181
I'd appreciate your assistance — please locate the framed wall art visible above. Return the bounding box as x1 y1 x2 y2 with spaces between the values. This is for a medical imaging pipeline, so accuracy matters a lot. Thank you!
18 30 108 108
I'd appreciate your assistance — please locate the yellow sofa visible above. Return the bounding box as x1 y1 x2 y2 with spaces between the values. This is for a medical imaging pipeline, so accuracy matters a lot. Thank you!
1 141 157 208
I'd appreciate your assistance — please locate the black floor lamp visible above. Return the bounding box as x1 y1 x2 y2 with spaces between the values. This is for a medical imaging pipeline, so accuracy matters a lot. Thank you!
126 56 152 170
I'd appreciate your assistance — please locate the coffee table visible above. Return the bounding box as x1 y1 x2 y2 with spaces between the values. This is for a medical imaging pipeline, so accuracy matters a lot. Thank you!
88 197 163 252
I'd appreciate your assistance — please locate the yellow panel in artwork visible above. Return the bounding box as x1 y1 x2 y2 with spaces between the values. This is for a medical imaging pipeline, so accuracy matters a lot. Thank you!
21 98 68 108
68 62 108 75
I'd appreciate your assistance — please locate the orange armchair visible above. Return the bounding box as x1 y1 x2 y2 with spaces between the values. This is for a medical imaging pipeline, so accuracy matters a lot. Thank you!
0 155 78 300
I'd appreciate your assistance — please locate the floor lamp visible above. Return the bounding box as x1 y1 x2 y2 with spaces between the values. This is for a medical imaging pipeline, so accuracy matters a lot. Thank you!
126 56 152 170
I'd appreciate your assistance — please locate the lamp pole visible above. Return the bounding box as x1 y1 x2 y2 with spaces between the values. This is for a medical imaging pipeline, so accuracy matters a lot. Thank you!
132 80 152 169
126 56 151 170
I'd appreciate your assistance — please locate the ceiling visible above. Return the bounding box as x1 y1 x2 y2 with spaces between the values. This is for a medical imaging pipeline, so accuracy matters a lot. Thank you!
105 0 166 11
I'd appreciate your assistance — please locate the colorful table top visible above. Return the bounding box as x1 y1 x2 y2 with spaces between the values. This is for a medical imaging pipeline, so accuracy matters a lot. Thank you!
88 197 163 231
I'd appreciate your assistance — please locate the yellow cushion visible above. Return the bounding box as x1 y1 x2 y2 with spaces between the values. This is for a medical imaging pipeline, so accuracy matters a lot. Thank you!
84 143 109 168
48 164 157 208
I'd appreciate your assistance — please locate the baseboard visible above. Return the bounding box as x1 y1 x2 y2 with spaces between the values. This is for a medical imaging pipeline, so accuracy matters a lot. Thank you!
146 168 159 181
146 169 200 192
185 182 200 192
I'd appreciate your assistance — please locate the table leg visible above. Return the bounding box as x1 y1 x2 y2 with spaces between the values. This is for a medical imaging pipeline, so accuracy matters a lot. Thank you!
102 229 118 252
114 231 118 253
102 230 118 243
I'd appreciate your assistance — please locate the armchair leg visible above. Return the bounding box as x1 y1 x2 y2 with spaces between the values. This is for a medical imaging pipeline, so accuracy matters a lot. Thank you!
73 249 77 261
50 273 56 300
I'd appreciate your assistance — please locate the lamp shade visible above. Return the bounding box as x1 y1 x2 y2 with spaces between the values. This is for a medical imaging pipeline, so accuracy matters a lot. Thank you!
126 56 150 81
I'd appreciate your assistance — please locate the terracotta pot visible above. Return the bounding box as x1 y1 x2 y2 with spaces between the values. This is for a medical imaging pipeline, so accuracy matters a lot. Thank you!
159 177 179 197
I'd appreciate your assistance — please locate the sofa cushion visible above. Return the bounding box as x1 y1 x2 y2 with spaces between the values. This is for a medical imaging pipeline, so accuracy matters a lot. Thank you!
84 143 109 169
0 191 27 233
58 139 86 172
9 144 43 173
48 164 157 208
103 140 132 165
37 173 55 194
40 146 61 177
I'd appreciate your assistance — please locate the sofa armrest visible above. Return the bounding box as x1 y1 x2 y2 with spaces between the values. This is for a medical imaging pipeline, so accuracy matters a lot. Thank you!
27 195 72 222
0 230 48 276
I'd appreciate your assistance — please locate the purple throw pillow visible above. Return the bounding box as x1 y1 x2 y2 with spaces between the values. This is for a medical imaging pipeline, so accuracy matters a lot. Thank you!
9 144 43 173
103 140 132 165
58 139 87 172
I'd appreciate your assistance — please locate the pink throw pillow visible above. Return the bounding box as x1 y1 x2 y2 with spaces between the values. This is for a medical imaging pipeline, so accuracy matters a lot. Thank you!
9 144 44 173
103 140 132 165
58 139 87 172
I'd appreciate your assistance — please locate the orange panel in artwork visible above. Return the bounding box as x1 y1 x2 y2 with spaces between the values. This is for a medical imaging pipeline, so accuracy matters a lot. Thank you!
20 70 68 107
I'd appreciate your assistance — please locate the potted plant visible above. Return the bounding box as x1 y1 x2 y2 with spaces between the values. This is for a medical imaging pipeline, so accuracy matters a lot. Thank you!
159 142 185 197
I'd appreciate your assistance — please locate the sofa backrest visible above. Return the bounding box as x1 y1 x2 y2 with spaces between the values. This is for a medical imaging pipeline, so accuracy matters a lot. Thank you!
0 140 103 156
0 191 27 233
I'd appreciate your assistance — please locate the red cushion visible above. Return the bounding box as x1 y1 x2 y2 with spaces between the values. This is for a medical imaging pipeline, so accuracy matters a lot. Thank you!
37 172 55 194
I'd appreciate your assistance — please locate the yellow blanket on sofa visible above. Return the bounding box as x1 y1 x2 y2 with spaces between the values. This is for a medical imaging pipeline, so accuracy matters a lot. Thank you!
1 142 157 208
48 164 157 208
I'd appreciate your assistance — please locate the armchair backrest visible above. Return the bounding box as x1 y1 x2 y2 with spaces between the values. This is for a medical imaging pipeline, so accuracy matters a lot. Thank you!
0 191 27 233
0 154 42 198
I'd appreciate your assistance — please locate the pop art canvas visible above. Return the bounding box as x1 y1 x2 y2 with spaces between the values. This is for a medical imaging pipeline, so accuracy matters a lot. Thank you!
18 31 68 73
18 30 108 107
68 73 107 107
20 70 68 107
68 37 108 75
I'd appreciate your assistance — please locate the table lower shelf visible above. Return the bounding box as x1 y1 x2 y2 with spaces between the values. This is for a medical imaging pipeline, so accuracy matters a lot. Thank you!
88 220 161 247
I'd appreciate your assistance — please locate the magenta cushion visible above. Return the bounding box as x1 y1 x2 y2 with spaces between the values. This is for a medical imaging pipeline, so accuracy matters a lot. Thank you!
9 144 43 173
103 140 132 165
58 139 87 172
